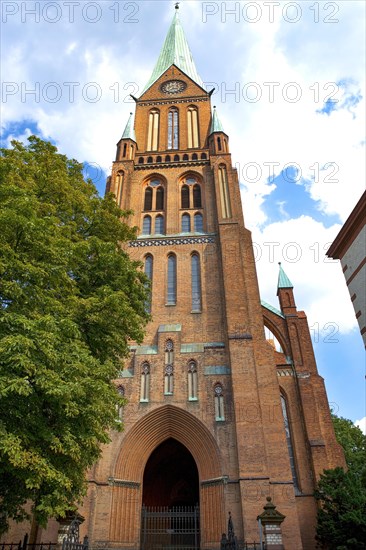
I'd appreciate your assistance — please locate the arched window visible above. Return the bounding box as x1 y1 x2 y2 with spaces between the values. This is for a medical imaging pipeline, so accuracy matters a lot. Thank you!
144 179 165 212
165 339 174 365
140 363 150 402
157 155 162 163
138 157 144 164
155 215 164 235
187 106 199 148
142 215 152 235
181 185 190 209
194 213 203 233
147 156 153 163
201 153 207 160
164 365 174 395
174 154 180 162
115 171 124 207
181 213 191 233
281 394 299 490
144 187 153 211
165 155 171 162
168 108 179 149
214 384 225 421
193 184 202 208
156 187 164 210
164 340 174 395
147 109 159 151
144 255 153 313
191 253 202 312
192 153 198 160
217 137 222 151
183 154 189 161
167 254 177 305
123 143 127 157
218 165 232 218
188 361 198 401
116 385 125 422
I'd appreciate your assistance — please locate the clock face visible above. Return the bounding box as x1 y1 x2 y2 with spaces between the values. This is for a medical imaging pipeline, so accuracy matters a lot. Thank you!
160 80 187 94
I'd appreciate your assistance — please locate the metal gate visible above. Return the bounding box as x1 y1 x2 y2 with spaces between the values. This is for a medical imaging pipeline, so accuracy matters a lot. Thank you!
141 505 200 550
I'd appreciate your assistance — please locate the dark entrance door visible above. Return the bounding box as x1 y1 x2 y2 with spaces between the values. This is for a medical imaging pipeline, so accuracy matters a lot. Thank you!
141 438 200 550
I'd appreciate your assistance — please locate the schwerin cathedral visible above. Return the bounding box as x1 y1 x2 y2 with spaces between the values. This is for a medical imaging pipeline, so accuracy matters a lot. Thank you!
5 6 345 550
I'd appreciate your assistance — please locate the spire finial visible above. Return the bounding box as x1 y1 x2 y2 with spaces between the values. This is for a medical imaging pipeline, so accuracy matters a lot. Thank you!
277 263 293 289
175 2 180 10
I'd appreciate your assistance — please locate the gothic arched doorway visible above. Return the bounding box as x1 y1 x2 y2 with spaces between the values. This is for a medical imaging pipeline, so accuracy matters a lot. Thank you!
142 438 199 507
141 438 200 550
109 405 225 548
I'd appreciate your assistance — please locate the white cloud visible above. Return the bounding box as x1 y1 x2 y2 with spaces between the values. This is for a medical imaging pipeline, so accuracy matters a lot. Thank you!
250 216 358 334
355 417 366 435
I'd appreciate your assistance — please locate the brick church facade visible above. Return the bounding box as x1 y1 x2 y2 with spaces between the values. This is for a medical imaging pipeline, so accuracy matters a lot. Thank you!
89 8 344 548
3 6 344 550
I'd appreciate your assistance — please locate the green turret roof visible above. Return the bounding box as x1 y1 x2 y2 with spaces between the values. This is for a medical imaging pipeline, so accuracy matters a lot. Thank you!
121 112 136 142
141 5 204 95
210 106 225 134
277 263 293 289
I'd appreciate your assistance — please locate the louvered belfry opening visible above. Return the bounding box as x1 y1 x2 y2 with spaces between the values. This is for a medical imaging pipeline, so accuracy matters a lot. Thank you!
141 438 200 550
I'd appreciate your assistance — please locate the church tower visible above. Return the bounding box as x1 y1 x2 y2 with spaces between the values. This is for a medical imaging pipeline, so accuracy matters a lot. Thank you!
83 7 344 549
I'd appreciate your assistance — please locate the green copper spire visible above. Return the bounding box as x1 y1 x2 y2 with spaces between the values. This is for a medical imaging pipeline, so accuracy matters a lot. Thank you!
141 4 204 95
121 112 136 141
277 263 293 289
210 106 225 134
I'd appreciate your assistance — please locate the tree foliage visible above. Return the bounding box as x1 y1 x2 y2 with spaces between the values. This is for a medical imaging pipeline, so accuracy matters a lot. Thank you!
331 413 366 479
0 136 149 533
315 414 366 549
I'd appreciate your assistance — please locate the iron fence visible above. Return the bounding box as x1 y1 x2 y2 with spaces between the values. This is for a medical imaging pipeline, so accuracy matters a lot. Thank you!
141 505 200 550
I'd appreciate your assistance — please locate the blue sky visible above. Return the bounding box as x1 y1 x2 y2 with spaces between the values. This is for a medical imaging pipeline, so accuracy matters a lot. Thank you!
1 1 365 428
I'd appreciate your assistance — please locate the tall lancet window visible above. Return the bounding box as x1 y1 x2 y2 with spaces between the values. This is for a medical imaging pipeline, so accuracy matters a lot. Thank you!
194 213 203 233
187 106 199 148
168 108 179 149
156 187 164 210
214 384 225 421
164 339 174 395
155 215 164 235
280 394 299 490
193 184 202 208
116 385 125 422
182 213 191 233
144 187 153 211
181 185 190 209
115 171 124 207
147 109 160 151
140 363 150 402
191 253 202 312
144 255 153 313
167 254 177 305
142 215 152 235
188 361 198 401
218 165 232 219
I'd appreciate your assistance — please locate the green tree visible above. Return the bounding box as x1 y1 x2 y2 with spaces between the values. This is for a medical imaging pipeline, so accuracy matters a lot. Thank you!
315 467 366 549
315 415 366 549
0 136 149 534
331 413 366 479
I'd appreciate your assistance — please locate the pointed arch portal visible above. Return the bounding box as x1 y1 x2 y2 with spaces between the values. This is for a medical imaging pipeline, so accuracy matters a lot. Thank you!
143 438 199 507
109 405 225 548
141 439 200 550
